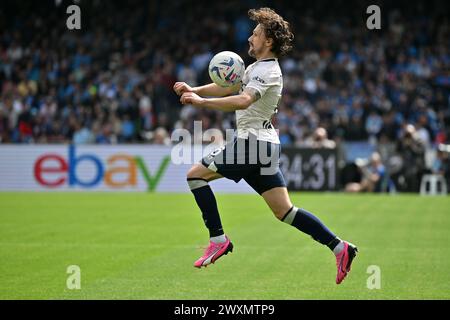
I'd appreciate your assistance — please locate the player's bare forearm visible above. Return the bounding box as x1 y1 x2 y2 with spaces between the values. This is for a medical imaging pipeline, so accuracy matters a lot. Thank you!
174 82 239 97
180 91 255 112
200 95 253 111
194 83 241 97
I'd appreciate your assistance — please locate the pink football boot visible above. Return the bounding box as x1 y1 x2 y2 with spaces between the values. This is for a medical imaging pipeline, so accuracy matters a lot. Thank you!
335 241 358 284
194 237 233 268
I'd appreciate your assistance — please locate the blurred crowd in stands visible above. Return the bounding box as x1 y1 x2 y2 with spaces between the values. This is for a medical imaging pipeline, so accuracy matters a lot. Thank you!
0 0 449 191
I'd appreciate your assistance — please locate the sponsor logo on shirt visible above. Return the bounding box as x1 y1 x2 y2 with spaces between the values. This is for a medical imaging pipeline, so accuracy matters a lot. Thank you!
252 76 266 84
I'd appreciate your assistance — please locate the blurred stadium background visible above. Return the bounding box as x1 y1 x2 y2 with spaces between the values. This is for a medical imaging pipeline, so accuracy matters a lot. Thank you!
0 0 449 300
1 0 449 193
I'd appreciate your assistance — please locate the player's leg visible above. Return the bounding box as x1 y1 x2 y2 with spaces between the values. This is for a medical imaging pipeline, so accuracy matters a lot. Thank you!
262 186 340 247
187 142 245 268
260 185 358 284
187 163 233 268
245 137 358 283
187 163 225 241
247 141 347 249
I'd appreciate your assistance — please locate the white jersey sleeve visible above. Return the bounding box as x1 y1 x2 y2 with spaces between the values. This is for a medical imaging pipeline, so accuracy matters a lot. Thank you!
245 68 281 99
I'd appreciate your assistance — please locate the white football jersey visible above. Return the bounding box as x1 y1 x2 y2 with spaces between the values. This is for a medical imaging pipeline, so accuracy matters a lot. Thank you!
236 58 282 144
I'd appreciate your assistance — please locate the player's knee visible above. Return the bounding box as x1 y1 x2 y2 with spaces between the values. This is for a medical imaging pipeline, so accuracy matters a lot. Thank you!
272 207 289 221
187 164 204 180
268 201 295 221
187 167 207 191
186 167 198 180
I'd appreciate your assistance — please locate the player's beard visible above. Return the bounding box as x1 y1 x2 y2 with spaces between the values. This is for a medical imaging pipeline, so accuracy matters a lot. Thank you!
248 45 256 58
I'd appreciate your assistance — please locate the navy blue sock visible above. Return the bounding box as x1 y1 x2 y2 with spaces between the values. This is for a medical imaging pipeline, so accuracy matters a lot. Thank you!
282 206 340 250
187 178 224 237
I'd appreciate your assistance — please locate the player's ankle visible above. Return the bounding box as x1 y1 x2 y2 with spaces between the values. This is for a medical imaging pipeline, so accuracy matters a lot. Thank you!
210 234 227 244
328 237 344 255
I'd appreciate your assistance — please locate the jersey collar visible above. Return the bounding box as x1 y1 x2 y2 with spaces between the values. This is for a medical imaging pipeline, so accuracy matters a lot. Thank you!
258 58 277 62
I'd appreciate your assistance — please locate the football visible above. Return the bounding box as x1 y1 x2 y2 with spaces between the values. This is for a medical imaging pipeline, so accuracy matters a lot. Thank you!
208 51 245 87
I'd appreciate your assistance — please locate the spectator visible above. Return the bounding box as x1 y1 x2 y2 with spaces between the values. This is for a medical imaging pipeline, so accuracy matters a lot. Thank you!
152 127 171 146
394 124 426 192
345 152 388 193
303 127 336 149
366 111 383 145
73 122 95 145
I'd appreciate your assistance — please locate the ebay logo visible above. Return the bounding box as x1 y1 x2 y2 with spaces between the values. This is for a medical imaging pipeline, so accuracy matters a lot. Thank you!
33 145 170 191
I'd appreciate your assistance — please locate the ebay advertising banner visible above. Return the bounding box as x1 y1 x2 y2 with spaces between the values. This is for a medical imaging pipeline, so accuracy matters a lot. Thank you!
0 145 254 193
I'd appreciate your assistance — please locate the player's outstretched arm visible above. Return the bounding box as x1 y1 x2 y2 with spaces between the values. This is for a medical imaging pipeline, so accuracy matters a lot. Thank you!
180 88 260 112
173 82 241 97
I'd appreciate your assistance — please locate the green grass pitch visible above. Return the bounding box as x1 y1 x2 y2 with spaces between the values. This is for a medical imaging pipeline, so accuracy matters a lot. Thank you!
0 192 449 300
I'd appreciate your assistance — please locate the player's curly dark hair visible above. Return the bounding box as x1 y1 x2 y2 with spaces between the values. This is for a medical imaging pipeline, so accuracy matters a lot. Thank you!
248 7 294 57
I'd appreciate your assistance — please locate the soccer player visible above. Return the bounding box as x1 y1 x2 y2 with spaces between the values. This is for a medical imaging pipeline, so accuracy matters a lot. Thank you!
173 8 357 284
